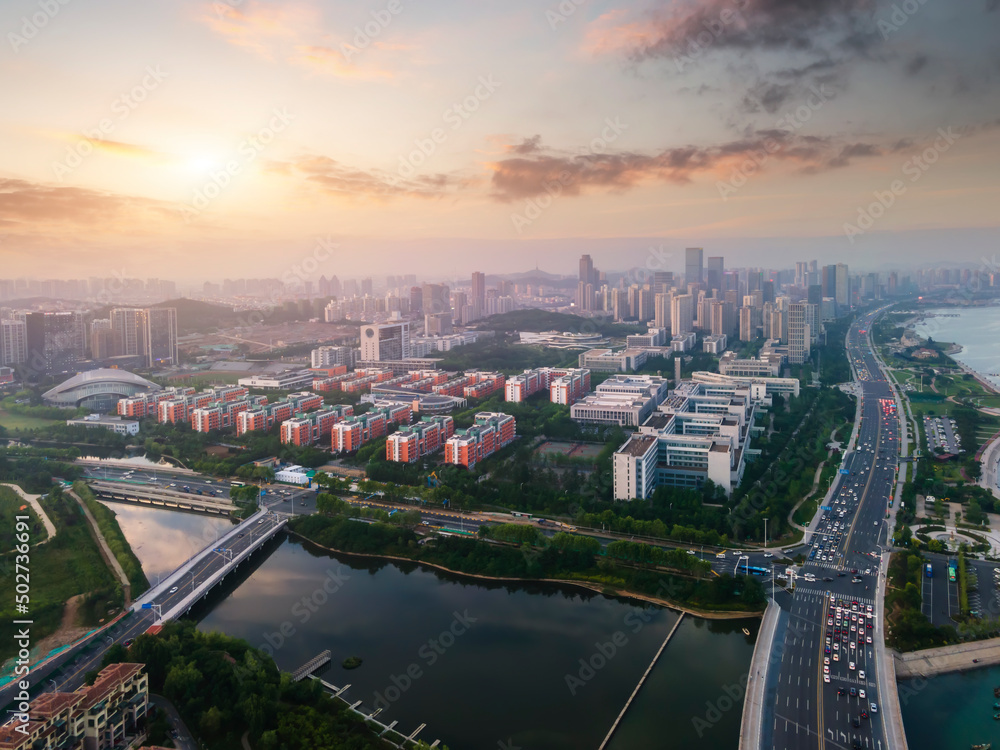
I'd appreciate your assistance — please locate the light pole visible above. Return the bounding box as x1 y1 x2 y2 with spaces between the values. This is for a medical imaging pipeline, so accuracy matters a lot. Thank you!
764 517 768 549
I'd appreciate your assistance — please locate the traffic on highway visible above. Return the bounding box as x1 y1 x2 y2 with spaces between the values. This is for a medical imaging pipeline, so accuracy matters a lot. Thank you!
767 306 900 750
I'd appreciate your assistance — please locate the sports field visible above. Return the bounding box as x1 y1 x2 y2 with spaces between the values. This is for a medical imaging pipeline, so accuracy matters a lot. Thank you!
534 441 605 459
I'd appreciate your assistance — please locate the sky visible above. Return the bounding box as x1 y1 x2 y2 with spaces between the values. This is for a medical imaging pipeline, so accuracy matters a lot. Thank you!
1 0 999 281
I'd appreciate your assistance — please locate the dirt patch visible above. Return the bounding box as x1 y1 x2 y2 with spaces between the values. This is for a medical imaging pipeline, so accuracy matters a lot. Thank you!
205 445 231 456
32 595 92 665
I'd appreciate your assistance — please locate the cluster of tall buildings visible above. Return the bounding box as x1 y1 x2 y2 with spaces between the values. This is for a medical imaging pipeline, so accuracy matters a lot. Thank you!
0 307 178 375
0 276 176 303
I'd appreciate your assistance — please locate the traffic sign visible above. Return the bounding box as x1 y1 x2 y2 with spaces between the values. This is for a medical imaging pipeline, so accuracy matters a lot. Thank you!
141 603 153 609
821 506 832 511
839 469 850 475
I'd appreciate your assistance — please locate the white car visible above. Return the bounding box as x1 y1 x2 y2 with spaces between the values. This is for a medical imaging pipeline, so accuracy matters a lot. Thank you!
849 661 856 670
870 702 877 713
859 670 866 680
859 688 866 699
169 586 178 593
763 553 773 558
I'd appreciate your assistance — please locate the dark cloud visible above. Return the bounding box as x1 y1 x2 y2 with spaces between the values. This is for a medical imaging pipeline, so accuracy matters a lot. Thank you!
827 142 882 168
624 0 880 61
509 136 543 155
906 54 929 76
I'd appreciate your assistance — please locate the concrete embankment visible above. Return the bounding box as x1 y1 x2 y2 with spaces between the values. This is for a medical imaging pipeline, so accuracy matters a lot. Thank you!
738 600 780 750
895 637 1000 678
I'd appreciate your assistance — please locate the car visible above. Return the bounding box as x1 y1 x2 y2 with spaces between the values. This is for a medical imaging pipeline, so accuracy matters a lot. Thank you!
824 657 830 665
849 661 856 670
763 552 773 558
859 670 866 680
833 653 840 661
257 519 264 524
686 549 696 555
123 639 134 648
824 673 831 683
870 702 877 713
824 665 830 674
828 618 834 626
852 717 860 728
850 687 857 697
169 586 178 593
861 711 868 720
837 687 846 696
859 688 866 698
874 521 879 526
866 635 872 644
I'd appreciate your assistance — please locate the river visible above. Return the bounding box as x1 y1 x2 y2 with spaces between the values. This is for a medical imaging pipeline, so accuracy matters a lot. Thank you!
102 500 757 749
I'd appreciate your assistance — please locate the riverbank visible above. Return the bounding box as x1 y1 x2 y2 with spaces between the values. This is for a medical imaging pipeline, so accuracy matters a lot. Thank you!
286 528 763 620
894 636 1000 678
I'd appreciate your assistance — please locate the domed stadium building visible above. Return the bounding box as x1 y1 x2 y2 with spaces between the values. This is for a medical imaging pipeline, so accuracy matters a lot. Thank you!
42 368 162 411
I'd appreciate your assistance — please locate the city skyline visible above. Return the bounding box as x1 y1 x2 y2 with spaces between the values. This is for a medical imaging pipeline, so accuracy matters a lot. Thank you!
2 1 999 278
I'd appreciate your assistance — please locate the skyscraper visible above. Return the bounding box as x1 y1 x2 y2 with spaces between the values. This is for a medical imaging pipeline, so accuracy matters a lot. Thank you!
835 263 849 309
144 307 179 366
111 308 146 358
422 283 451 317
579 254 595 285
671 294 694 337
471 271 486 318
788 302 813 364
0 318 27 366
706 256 724 291
685 247 703 286
24 311 84 375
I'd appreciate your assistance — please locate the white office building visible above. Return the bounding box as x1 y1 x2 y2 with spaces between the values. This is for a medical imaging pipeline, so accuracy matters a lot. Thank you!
613 380 758 499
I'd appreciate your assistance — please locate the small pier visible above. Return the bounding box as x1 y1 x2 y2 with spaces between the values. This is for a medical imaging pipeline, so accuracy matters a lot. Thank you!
292 650 332 681
598 612 685 750
311 676 439 749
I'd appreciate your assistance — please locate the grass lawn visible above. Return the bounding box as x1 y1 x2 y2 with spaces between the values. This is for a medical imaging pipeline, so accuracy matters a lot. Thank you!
0 489 122 667
0 407 60 430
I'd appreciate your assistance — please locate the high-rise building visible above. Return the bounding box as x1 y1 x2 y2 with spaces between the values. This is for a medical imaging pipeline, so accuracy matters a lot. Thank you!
739 306 754 342
24 311 84 375
788 302 813 364
654 292 672 329
706 256 724 291
670 294 694 337
652 271 674 294
111 307 178 367
835 263 850 309
822 264 837 299
471 271 486 318
0 318 27 366
89 319 114 360
144 307 178 366
361 277 374 297
685 247 703 286
360 322 410 361
110 308 146 358
422 283 451 317
579 254 595 285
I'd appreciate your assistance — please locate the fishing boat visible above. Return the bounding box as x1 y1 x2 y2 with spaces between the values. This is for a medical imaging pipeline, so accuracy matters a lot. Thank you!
742 627 750 636
971 743 992 749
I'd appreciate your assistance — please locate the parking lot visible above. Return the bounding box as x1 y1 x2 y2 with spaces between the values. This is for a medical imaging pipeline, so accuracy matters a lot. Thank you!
923 415 962 455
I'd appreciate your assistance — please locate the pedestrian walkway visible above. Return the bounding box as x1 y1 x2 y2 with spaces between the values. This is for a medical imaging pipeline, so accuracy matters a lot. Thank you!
2 482 56 543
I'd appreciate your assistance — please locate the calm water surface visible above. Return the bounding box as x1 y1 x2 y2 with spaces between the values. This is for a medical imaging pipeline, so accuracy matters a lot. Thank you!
108 503 758 749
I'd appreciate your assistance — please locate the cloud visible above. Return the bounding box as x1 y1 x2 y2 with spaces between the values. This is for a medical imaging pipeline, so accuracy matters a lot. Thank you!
488 129 948 200
202 0 402 80
0 178 178 231
586 0 880 61
275 155 474 199
291 44 396 80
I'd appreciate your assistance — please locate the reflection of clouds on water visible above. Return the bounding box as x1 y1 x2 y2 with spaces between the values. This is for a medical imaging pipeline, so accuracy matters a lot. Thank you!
97 500 234 581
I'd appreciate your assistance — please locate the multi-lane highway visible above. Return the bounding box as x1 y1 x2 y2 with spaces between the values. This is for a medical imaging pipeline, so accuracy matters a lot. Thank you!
766 307 901 750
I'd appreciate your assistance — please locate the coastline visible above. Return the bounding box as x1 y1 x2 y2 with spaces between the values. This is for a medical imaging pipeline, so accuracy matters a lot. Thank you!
286 528 763 621
913 307 1000 395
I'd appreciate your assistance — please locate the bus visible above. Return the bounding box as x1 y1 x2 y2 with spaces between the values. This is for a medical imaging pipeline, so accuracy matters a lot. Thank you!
231 481 246 487
947 559 958 582
747 566 770 577
925 563 933 578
